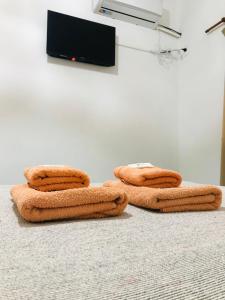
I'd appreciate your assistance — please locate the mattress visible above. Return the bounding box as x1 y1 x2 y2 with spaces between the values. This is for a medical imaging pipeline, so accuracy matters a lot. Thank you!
1 183 225 300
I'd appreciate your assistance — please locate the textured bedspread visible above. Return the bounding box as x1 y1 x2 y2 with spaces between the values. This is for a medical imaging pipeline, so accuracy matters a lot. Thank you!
1 184 225 300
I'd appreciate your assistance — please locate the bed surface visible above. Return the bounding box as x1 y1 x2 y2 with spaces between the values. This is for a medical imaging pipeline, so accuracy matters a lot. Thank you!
1 183 225 300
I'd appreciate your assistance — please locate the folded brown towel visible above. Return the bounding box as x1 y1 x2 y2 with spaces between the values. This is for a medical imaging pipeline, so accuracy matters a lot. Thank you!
104 181 222 212
10 184 128 222
24 165 90 191
114 166 182 188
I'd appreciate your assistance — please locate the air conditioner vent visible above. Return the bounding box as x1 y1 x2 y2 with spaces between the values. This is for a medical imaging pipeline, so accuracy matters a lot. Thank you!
93 0 162 29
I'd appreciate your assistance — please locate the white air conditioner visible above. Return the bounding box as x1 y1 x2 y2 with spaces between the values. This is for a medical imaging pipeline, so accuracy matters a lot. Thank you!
93 0 162 29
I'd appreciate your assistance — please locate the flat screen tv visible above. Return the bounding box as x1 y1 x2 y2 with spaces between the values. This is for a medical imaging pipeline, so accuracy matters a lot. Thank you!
47 10 116 67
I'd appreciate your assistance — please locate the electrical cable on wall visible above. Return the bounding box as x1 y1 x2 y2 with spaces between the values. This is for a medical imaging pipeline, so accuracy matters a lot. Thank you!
117 7 187 67
117 40 188 65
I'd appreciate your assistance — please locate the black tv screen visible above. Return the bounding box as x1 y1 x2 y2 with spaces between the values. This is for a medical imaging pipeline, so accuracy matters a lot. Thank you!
47 10 116 67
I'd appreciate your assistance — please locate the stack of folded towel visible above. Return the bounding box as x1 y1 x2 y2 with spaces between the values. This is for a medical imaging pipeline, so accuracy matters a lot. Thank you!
10 163 222 222
104 164 222 213
10 165 128 222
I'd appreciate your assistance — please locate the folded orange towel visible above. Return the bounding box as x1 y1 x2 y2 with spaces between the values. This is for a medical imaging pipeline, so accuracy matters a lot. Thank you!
24 165 90 191
10 184 128 222
114 166 182 188
104 181 222 212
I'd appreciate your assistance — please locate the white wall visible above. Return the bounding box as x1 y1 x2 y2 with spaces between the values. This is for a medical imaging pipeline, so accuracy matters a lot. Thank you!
177 0 225 184
0 0 179 184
